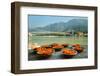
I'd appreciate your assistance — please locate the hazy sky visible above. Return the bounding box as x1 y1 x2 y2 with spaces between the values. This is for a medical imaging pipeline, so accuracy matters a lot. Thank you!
28 15 87 29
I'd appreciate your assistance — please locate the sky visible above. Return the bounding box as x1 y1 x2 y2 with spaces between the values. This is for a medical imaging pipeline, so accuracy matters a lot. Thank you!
28 15 87 29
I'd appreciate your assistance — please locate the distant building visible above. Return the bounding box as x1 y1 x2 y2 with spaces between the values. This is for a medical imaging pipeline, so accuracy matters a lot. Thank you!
28 32 32 36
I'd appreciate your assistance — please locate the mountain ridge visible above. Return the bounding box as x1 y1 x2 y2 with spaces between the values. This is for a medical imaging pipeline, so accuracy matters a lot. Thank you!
29 18 88 32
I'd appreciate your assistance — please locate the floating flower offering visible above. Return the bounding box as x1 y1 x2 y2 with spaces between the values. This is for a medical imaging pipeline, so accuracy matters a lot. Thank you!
72 44 80 47
62 49 77 56
52 45 64 51
74 46 84 53
31 43 84 58
35 47 53 56
62 44 69 47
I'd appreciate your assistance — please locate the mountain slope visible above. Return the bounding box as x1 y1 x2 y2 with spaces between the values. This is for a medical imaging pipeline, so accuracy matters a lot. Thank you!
29 19 88 32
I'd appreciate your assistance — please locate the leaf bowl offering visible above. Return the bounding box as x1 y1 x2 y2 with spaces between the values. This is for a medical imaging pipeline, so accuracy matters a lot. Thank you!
52 45 64 51
61 48 77 58
36 47 54 58
74 46 84 53
72 44 81 47
50 43 64 51
62 44 69 47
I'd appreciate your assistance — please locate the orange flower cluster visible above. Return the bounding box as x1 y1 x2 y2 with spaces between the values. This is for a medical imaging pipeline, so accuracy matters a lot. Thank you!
34 47 53 56
74 47 84 53
72 44 80 47
51 43 64 49
62 49 77 55
32 43 84 57
62 44 68 47
52 45 64 49
73 44 84 53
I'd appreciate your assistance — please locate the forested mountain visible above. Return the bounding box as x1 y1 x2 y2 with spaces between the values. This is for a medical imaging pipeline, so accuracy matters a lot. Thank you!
29 19 88 32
